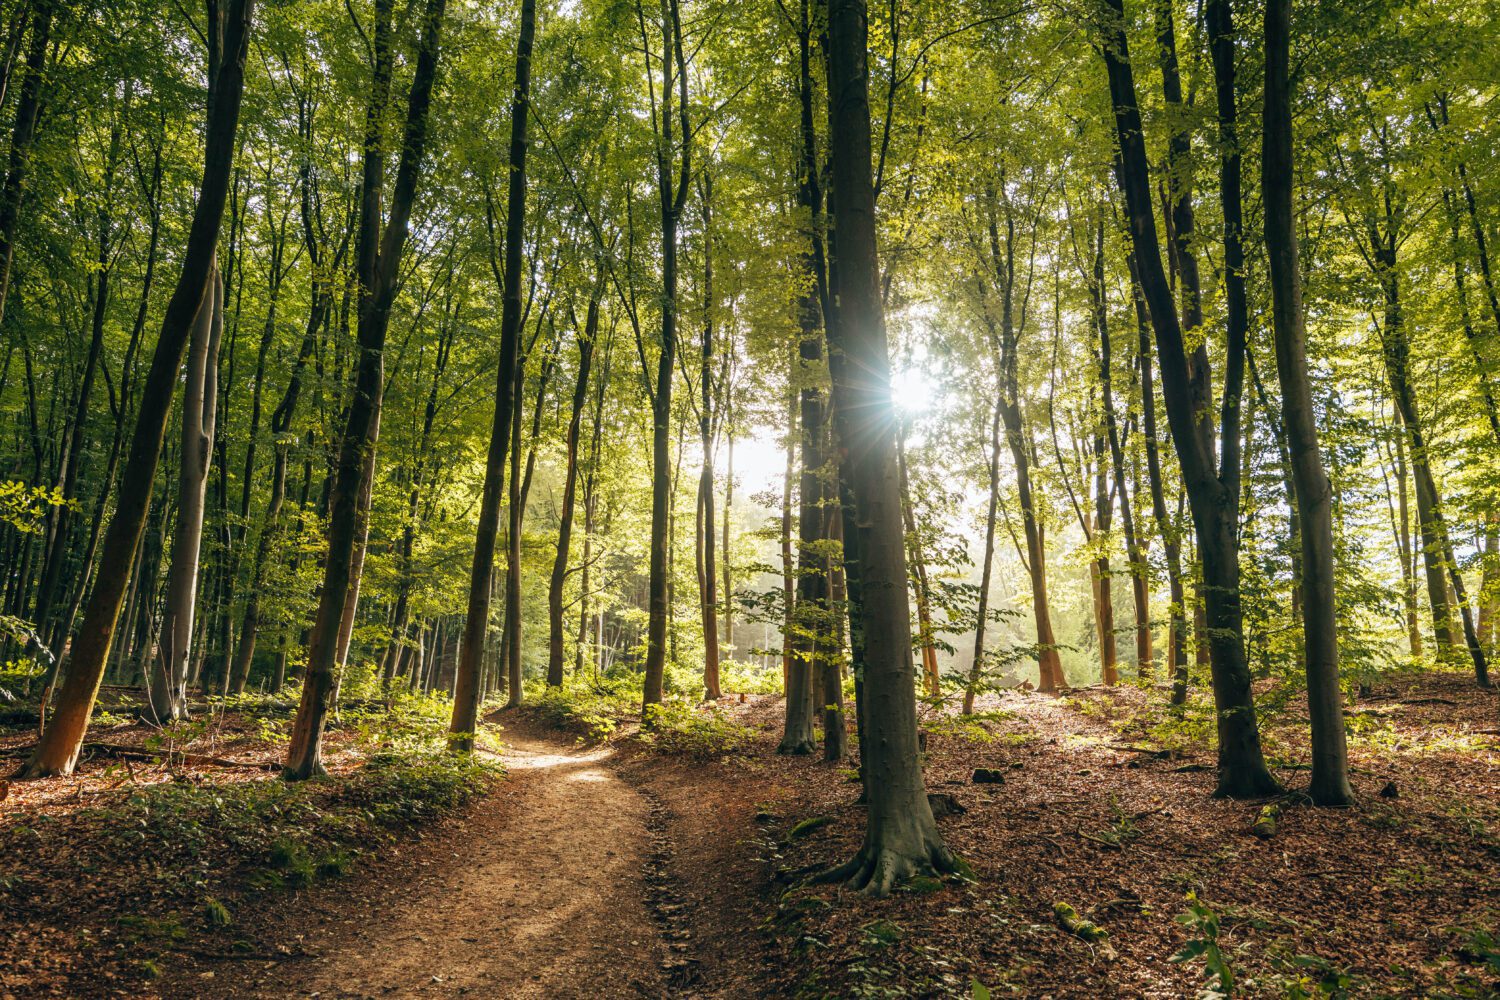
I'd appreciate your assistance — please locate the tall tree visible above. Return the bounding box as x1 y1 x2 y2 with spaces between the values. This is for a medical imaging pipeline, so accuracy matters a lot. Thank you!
638 0 692 711
1098 0 1280 798
816 0 953 894
1260 0 1354 806
18 0 254 779
286 0 446 777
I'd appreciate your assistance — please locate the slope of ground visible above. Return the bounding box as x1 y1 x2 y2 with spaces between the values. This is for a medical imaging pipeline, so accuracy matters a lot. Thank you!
7 672 1500 998
192 724 671 999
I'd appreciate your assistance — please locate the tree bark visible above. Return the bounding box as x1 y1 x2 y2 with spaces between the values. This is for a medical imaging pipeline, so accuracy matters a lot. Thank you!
639 0 692 711
547 294 599 687
696 175 721 700
1262 0 1354 805
964 391 1003 714
982 185 1064 693
286 0 445 778
817 0 952 894
1099 0 1279 797
450 0 531 744
146 267 222 723
19 0 254 780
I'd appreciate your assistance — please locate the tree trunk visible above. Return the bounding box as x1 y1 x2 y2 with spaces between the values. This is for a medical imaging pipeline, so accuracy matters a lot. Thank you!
0 0 51 333
1261 0 1354 805
964 392 1003 714
286 0 445 778
697 176 721 700
639 0 692 712
19 0 253 780
722 423 734 659
450 0 531 744
982 186 1064 693
547 294 598 687
897 428 942 696
146 267 222 722
1091 218 1146 678
817 0 951 894
1098 0 1279 797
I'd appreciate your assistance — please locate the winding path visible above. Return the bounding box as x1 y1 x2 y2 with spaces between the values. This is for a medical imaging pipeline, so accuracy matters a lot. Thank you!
220 734 671 999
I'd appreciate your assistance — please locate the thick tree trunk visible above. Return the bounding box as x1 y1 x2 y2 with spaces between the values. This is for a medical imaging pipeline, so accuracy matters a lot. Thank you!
286 0 445 778
1261 0 1354 805
817 0 951 894
19 0 253 780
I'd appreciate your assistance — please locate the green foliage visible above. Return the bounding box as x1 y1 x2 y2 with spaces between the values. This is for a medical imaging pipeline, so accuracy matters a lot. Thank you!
201 896 233 929
861 919 904 947
528 681 634 743
0 481 72 536
639 701 755 758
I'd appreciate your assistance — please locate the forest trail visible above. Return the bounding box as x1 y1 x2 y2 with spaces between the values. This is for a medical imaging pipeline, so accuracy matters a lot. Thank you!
215 730 673 999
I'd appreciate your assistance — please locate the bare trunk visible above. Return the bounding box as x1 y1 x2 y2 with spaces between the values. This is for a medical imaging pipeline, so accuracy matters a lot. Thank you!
19 0 254 779
287 0 445 778
1099 0 1278 796
1261 0 1354 804
817 0 951 894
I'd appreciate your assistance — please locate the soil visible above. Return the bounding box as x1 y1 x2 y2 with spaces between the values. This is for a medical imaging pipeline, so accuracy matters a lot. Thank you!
184 722 676 999
9 671 1500 998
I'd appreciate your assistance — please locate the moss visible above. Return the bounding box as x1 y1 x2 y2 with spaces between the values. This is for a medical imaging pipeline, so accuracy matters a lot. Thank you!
1053 901 1109 942
789 815 834 839
861 919 904 945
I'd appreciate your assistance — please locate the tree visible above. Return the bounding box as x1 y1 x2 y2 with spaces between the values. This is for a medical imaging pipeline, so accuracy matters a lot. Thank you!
452 0 538 743
286 0 446 778
145 266 222 723
17 0 254 780
1260 0 1354 806
816 0 954 895
1097 0 1280 798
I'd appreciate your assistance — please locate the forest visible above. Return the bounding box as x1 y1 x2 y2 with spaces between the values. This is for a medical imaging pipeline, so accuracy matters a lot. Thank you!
1 0 1498 995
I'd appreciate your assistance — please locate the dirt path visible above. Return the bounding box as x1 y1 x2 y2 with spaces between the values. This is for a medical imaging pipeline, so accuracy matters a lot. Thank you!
219 733 673 1000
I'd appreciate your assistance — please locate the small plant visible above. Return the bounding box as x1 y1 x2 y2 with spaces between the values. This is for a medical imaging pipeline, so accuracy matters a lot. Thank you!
861 919 904 947
1271 952 1358 998
1172 892 1234 997
1449 925 1500 975
640 701 754 758
202 896 233 929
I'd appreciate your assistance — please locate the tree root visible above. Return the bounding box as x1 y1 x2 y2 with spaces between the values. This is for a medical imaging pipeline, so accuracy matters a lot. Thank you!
811 841 960 898
1212 768 1283 800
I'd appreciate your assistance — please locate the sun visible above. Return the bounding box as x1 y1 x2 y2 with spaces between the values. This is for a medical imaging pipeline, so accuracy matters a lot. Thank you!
890 361 936 417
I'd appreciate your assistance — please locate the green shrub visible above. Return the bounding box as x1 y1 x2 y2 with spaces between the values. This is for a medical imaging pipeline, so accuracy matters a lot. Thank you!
640 701 754 758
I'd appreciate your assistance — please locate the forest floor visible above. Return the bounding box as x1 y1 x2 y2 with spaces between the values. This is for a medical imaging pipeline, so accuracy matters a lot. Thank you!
4 670 1500 998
